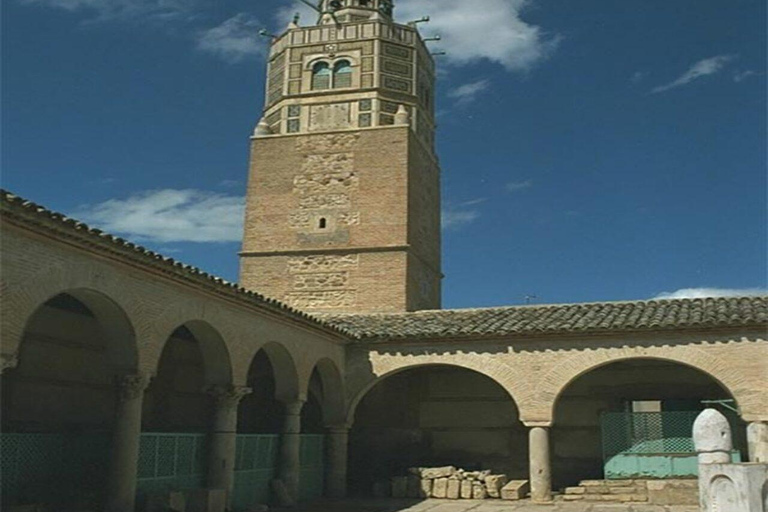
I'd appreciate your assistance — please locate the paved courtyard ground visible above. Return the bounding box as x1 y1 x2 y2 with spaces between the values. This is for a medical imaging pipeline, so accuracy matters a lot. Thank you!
277 499 700 512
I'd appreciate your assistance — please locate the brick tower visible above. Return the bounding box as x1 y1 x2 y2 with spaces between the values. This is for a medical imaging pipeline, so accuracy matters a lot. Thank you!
239 0 441 314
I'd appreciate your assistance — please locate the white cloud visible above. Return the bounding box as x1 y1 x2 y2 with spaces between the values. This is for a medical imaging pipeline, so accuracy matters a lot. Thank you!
734 70 758 83
651 55 736 94
653 288 766 300
18 0 194 22
506 179 533 192
442 209 480 230
448 79 491 105
396 0 558 71
442 198 485 230
197 14 266 63
74 189 245 243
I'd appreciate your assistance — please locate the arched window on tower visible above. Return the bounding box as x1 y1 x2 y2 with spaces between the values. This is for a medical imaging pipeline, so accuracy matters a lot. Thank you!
333 60 352 89
312 62 331 90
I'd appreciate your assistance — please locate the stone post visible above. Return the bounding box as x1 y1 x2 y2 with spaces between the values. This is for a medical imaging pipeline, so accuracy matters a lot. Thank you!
693 409 733 465
206 385 252 504
693 408 733 511
326 425 349 499
528 426 552 502
746 421 768 463
279 399 305 502
105 373 151 512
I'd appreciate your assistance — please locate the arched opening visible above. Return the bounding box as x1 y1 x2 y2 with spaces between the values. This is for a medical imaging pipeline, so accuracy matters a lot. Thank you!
232 343 299 509
552 358 746 492
138 321 231 501
1 290 137 509
348 365 525 496
312 62 331 90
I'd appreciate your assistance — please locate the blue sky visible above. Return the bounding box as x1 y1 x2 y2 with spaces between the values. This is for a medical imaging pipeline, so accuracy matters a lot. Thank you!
3 0 766 308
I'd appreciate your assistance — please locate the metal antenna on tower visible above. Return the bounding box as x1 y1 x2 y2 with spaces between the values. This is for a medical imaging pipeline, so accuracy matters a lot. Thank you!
258 29 279 39
408 15 430 27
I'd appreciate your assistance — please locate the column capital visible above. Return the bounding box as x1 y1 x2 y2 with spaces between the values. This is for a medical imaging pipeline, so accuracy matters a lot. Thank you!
207 385 253 409
116 373 151 402
282 399 306 416
523 421 552 428
1 352 19 374
326 424 351 434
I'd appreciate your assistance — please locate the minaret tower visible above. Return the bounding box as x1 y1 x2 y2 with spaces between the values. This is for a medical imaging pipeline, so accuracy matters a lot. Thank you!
240 0 441 314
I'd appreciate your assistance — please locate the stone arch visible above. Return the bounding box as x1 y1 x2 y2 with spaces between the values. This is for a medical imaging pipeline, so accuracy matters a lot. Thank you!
307 357 345 426
346 357 525 426
151 319 233 387
250 342 300 403
2 262 144 370
541 348 751 424
16 287 139 374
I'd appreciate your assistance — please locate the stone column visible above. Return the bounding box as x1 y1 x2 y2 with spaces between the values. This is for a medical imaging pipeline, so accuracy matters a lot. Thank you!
105 373 151 512
746 421 768 463
207 385 252 503
326 425 349 499
279 399 305 502
528 426 552 502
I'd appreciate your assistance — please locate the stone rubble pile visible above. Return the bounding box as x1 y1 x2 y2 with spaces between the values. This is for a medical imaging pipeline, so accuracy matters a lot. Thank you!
375 466 529 501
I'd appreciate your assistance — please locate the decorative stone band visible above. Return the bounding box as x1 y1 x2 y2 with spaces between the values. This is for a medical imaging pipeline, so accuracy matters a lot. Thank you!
116 373 152 402
326 425 351 434
206 385 253 409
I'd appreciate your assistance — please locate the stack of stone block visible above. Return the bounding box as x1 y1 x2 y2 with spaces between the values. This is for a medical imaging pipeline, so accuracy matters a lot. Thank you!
376 466 529 501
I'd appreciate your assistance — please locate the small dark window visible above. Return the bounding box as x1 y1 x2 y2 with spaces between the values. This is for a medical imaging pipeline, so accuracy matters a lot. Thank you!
312 62 331 90
333 60 353 89
319 218 327 229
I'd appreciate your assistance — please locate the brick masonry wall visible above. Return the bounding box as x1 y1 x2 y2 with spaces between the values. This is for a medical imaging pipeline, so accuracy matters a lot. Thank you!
241 126 441 313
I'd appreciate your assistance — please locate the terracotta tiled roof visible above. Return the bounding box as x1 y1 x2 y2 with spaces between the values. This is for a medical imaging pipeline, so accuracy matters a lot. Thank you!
4 189 766 344
325 296 768 341
0 190 350 338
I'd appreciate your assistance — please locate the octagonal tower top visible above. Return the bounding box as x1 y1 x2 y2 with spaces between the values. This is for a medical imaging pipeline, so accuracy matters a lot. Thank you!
316 0 394 25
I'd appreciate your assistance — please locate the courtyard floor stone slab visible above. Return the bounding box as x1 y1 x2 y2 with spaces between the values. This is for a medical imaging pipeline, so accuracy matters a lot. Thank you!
275 499 701 512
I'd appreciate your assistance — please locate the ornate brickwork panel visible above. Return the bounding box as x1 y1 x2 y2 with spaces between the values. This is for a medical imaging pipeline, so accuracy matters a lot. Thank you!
267 53 286 107
309 104 352 132
285 255 359 309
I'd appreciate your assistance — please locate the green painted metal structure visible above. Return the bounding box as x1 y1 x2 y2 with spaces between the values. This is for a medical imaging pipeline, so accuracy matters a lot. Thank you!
136 433 207 497
299 434 325 502
1 431 328 510
231 434 280 511
601 411 741 479
0 432 110 507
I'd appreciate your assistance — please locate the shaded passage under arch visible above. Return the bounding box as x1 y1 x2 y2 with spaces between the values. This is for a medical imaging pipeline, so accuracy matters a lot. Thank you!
349 365 526 496
1 291 137 509
551 358 747 490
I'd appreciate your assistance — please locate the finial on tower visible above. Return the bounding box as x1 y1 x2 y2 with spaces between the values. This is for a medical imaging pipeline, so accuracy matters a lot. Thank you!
394 104 410 126
253 118 273 138
288 12 301 29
